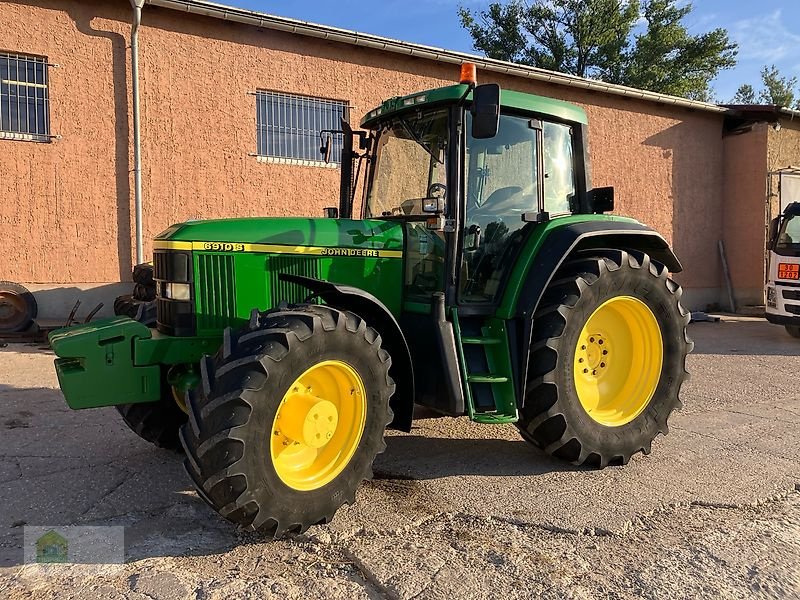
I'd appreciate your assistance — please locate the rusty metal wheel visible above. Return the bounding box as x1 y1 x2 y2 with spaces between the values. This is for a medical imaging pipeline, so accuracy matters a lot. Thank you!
0 281 37 333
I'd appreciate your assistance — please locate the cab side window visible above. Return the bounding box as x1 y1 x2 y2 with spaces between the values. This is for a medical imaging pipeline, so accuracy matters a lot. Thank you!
543 122 575 214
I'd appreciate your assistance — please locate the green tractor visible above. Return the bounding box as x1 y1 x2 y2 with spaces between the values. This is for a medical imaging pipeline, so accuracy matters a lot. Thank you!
50 66 692 536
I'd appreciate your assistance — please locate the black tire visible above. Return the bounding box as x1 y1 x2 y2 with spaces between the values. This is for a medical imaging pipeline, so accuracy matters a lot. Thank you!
132 262 155 286
517 249 692 467
786 325 800 339
0 281 37 333
180 304 394 537
113 294 156 327
133 282 156 302
116 379 188 450
114 287 185 450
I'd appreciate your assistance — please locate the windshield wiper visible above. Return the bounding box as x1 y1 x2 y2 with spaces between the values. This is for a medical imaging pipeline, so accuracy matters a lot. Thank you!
398 117 444 165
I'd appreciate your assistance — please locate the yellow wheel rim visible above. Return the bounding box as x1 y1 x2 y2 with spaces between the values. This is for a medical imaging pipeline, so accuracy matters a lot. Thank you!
573 296 663 427
171 386 189 415
269 360 367 491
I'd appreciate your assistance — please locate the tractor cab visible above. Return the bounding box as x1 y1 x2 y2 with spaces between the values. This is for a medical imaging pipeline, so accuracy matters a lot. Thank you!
354 75 601 306
766 202 800 338
333 67 623 419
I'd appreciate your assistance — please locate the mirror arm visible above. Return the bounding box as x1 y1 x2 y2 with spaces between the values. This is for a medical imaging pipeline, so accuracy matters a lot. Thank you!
457 81 475 108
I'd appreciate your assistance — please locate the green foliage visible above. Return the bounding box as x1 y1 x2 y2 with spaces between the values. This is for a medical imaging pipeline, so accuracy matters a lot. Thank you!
731 65 800 108
758 65 798 108
458 0 738 100
731 83 756 105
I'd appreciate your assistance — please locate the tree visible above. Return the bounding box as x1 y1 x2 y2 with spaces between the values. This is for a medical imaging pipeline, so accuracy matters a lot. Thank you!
458 0 738 100
731 83 756 105
731 65 800 108
758 65 797 107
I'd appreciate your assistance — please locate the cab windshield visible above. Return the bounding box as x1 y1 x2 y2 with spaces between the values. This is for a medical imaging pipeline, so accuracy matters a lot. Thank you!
364 110 448 218
776 213 800 253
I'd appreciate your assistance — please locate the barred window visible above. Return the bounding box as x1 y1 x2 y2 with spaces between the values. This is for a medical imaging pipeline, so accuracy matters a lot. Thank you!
0 52 50 140
256 91 347 164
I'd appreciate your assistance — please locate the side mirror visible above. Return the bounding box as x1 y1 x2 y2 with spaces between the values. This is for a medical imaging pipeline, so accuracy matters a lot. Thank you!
768 217 782 250
588 187 614 213
470 84 500 139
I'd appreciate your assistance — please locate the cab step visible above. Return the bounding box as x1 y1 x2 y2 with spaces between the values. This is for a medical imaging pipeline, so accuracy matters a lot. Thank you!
461 336 502 345
467 374 509 383
452 310 518 424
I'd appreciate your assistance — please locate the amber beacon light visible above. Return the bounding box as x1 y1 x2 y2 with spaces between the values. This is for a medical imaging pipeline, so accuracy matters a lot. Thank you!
460 62 477 85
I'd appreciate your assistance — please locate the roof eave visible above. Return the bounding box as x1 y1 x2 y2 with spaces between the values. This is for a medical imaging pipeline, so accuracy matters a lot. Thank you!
145 0 729 117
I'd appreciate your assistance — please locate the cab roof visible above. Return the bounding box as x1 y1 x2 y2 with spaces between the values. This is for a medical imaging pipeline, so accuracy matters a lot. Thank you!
785 202 800 217
360 84 588 129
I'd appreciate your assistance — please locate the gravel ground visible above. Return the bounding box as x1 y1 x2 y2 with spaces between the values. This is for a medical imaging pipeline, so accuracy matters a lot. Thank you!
0 317 798 599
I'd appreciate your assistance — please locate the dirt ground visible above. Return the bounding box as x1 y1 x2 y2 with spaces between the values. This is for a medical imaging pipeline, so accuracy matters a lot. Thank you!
0 317 798 599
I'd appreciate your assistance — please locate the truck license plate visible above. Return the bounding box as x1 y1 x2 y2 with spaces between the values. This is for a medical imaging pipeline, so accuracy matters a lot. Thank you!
778 263 800 280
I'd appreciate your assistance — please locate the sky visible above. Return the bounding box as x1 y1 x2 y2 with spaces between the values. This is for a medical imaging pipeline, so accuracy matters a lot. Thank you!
228 0 800 102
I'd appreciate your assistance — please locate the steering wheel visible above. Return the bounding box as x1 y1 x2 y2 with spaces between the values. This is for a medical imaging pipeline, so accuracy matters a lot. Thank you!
471 186 523 219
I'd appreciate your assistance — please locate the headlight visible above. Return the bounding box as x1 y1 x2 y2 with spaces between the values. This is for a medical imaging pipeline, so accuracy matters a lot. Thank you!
164 283 191 301
767 286 777 308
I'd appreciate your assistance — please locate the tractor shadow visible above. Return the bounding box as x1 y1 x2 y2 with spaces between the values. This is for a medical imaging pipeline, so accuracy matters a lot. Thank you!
375 432 582 481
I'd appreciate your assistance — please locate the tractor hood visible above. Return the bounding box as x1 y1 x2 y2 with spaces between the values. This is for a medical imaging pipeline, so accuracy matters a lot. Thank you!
154 217 404 255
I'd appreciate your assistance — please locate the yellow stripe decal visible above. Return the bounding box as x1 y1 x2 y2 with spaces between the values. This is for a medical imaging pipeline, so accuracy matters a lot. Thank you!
154 240 192 250
153 239 403 258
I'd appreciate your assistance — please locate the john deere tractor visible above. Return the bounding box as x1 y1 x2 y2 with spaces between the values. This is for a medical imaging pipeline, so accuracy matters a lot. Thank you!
50 65 692 536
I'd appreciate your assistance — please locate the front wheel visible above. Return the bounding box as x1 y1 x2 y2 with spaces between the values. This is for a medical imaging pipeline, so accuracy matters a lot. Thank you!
517 249 692 467
180 304 394 537
115 378 188 450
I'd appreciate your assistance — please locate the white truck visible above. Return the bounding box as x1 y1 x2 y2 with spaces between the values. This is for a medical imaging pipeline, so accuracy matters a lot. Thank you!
766 202 800 338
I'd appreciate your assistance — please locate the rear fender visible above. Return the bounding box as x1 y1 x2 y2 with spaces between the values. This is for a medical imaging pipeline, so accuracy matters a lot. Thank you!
280 274 415 432
514 221 682 404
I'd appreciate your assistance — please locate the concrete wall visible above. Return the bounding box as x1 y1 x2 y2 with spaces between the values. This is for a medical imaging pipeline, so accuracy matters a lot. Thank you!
768 120 800 219
1 0 731 315
722 124 769 307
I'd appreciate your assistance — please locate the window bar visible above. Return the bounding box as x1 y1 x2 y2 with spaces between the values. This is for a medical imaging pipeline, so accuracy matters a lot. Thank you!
32 78 37 136
15 56 21 133
288 94 291 159
43 67 50 137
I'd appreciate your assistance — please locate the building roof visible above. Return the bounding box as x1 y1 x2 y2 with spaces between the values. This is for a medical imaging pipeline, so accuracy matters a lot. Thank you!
723 105 800 121
146 0 730 116
722 104 800 133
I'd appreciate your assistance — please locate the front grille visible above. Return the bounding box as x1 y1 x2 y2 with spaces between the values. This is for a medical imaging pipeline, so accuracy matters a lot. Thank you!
268 255 320 304
153 250 190 282
196 254 236 331
154 251 195 336
782 289 800 301
786 304 800 315
156 298 195 335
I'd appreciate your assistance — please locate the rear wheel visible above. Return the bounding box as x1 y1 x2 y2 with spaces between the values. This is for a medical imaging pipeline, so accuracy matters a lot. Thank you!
517 249 692 467
180 304 394 536
786 325 800 339
0 281 37 333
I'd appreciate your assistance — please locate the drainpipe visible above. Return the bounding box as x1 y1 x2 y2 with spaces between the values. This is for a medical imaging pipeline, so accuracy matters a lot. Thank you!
130 0 145 265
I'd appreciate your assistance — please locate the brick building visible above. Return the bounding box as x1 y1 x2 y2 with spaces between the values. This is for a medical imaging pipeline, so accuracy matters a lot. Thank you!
2 0 799 317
